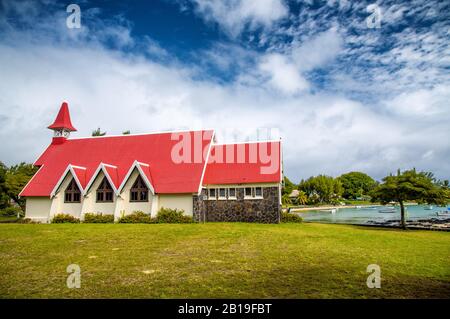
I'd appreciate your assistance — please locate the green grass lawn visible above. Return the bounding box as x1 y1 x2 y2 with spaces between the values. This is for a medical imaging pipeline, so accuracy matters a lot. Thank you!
0 223 449 298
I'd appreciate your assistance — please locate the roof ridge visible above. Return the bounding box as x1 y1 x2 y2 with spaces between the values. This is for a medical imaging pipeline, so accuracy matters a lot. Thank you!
67 128 215 140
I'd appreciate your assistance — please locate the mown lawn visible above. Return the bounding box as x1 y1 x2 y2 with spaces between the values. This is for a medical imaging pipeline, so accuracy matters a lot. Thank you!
0 223 449 298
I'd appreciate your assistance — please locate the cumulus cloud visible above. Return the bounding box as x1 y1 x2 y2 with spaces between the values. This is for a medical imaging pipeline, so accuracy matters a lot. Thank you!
258 53 309 94
189 0 288 37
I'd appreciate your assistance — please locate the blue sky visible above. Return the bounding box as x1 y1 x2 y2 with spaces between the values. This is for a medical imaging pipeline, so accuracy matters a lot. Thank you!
0 0 449 182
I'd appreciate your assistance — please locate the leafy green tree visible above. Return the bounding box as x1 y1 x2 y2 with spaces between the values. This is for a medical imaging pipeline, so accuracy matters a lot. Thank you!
338 171 376 199
281 194 293 206
0 162 9 208
92 127 106 136
122 130 131 135
299 175 343 204
5 163 38 210
282 176 295 196
371 169 449 229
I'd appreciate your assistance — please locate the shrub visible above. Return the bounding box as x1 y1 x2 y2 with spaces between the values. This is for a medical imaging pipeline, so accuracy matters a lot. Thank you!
281 212 303 223
83 213 114 223
155 207 193 223
17 218 39 224
52 214 80 223
117 211 153 224
0 206 24 217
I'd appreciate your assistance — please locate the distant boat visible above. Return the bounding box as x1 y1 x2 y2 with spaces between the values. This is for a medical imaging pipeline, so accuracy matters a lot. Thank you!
424 205 433 210
379 207 396 213
356 206 362 209
436 210 450 217
320 208 337 214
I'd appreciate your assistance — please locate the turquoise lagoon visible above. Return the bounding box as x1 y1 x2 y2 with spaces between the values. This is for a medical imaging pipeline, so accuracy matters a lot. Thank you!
297 205 449 224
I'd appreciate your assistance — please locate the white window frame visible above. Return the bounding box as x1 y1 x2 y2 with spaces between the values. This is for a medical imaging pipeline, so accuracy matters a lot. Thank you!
254 187 263 199
218 188 227 200
208 188 217 200
244 187 264 199
244 187 253 199
228 188 237 200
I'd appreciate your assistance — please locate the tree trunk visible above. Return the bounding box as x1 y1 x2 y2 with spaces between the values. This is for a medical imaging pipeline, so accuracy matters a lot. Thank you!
399 200 407 230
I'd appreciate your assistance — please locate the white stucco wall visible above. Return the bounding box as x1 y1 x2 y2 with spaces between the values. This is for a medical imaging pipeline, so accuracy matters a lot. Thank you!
115 169 153 218
25 170 197 221
158 194 193 216
51 171 83 219
25 197 52 222
82 171 116 218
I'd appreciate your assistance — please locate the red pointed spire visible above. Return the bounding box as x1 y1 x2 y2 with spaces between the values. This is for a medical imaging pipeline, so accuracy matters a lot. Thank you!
48 101 77 132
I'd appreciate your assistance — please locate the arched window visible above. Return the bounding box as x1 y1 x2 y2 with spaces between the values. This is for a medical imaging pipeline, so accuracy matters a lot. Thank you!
96 177 114 202
130 175 148 202
64 178 81 203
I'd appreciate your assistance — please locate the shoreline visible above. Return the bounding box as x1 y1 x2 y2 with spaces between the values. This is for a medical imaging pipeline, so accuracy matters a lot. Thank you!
285 203 422 212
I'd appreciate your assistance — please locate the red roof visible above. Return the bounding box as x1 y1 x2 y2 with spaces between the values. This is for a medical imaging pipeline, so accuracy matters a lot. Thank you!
203 141 281 185
47 102 77 131
20 130 214 196
20 102 281 197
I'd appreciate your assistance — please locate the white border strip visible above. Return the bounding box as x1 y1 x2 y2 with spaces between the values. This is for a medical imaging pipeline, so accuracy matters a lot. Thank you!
18 164 45 198
68 128 215 140
117 160 155 195
83 163 119 196
197 130 215 195
50 164 86 198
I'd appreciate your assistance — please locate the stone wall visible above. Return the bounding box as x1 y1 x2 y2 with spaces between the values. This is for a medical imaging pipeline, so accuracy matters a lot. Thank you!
193 187 280 223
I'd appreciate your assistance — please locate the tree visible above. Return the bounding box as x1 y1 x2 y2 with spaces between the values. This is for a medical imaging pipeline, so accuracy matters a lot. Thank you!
5 163 38 210
371 169 449 229
282 176 295 196
296 190 308 205
281 194 292 206
299 175 343 204
92 127 106 136
0 162 9 208
122 130 131 135
338 171 376 199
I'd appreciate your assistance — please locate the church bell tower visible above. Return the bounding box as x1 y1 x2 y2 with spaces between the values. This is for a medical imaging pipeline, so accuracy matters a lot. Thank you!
48 101 77 144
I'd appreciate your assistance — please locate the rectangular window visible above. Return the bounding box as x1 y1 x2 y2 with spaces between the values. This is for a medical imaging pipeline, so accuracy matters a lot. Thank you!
244 187 252 198
73 193 81 202
219 188 226 199
208 188 216 200
228 188 236 199
96 192 104 202
244 187 264 199
105 192 113 202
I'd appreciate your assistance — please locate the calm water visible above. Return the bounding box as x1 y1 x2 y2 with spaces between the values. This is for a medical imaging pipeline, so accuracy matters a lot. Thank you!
297 205 450 224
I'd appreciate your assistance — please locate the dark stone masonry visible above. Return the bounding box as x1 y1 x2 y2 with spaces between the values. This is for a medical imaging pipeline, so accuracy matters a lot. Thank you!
193 186 281 223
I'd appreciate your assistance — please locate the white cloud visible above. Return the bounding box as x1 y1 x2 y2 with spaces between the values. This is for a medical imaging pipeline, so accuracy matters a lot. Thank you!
190 0 288 37
291 28 343 71
258 53 309 94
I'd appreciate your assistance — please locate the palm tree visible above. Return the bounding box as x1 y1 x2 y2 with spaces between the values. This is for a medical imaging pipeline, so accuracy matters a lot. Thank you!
282 194 292 206
296 190 308 205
